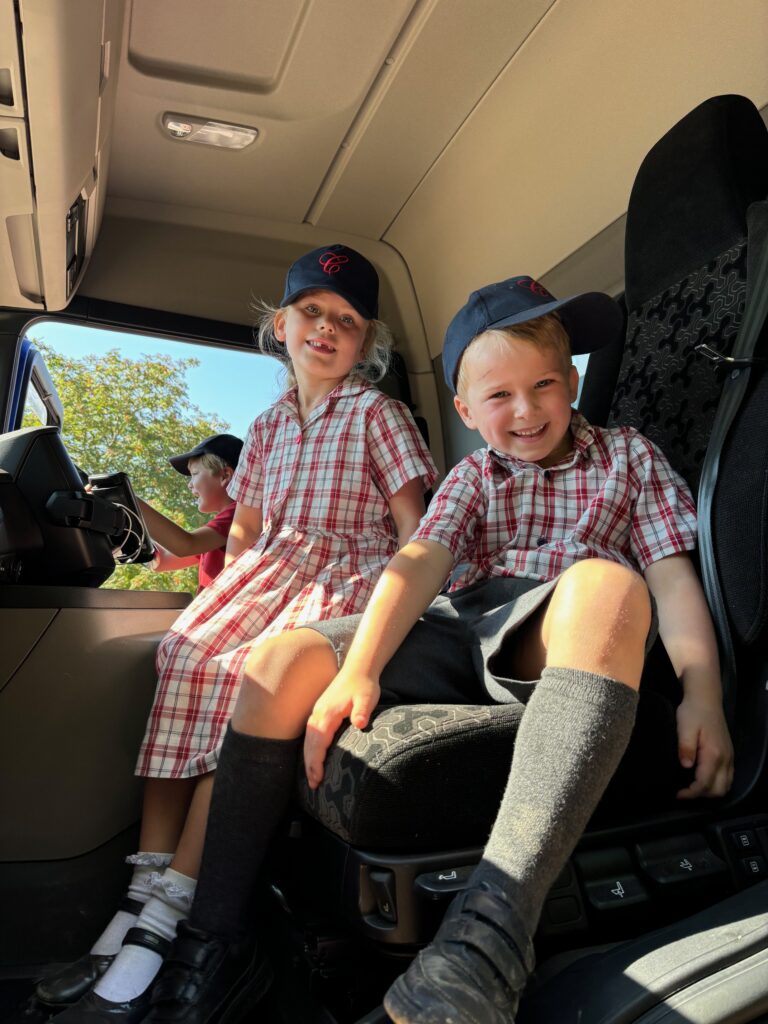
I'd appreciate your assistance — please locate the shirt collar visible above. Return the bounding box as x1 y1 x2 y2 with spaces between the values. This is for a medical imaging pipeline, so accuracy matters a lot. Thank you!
488 410 596 473
276 373 370 421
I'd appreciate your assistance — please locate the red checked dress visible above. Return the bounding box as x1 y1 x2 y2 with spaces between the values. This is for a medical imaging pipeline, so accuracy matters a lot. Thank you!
136 376 437 778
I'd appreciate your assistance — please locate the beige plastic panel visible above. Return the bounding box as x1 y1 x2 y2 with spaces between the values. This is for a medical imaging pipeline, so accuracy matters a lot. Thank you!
0 115 43 308
0 605 181 861
126 0 412 117
20 0 106 309
0 0 24 117
312 0 556 237
108 0 414 223
384 0 768 360
128 0 306 93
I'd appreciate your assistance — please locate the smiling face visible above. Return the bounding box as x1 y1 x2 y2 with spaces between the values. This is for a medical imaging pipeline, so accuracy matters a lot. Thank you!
273 289 370 390
453 330 579 467
187 457 233 514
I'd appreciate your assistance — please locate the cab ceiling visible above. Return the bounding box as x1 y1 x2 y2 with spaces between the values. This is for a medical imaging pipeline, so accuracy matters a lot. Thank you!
83 0 768 364
109 0 555 233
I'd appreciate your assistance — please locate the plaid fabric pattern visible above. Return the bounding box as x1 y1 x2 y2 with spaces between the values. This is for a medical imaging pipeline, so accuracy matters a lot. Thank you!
412 411 697 590
137 377 437 778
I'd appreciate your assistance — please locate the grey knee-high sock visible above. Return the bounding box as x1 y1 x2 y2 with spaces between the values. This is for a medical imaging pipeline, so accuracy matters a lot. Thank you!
472 666 638 937
190 723 300 939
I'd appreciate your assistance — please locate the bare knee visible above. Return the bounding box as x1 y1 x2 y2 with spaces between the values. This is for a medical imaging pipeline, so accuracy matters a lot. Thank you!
234 630 338 738
543 560 651 687
555 560 650 630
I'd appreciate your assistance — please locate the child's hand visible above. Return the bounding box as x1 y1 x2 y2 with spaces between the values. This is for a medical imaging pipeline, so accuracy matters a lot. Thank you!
675 696 734 799
303 669 381 790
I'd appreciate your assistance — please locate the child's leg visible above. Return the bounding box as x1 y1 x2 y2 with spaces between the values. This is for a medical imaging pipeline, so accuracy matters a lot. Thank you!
189 627 339 935
35 778 196 1007
386 560 651 1024
84 776 215 1009
144 629 339 1022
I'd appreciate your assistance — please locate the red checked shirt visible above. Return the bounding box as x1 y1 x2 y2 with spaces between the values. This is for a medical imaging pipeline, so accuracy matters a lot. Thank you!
137 375 437 778
412 411 697 590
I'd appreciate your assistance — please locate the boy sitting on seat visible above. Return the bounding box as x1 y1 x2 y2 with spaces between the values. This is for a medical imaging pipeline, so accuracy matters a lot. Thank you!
144 278 733 1024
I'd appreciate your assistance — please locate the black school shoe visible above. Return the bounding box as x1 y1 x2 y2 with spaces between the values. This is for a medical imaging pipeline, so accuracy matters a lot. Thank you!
51 928 170 1024
34 898 145 1007
35 954 116 1008
143 920 272 1024
383 881 535 1024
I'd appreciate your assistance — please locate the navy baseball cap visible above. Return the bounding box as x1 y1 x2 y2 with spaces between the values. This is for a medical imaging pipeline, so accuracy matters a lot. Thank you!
443 275 623 391
280 244 379 320
169 434 244 476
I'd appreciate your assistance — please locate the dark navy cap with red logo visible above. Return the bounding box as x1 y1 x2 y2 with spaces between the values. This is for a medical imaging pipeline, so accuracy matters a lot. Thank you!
442 275 623 392
280 244 379 320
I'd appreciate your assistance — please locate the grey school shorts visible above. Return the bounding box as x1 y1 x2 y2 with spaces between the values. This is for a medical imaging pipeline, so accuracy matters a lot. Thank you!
306 574 659 706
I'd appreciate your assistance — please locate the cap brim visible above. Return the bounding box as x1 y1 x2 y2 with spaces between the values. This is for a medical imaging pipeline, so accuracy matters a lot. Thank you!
281 285 375 321
486 291 623 355
168 450 198 475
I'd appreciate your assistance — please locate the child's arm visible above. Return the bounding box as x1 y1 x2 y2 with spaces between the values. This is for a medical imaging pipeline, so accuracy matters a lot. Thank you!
644 553 734 799
388 477 429 548
225 502 263 566
304 539 454 788
137 499 229 558
150 543 199 571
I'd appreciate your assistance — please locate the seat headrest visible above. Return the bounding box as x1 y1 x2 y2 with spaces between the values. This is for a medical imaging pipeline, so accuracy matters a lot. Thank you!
625 94 768 309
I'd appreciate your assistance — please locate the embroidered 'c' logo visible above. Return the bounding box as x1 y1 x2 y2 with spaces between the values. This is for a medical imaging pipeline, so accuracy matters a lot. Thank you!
517 277 552 298
319 252 349 275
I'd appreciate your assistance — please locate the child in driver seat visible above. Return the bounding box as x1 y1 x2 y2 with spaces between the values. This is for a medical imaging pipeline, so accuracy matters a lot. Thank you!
142 276 733 1024
137 433 243 591
40 244 436 1023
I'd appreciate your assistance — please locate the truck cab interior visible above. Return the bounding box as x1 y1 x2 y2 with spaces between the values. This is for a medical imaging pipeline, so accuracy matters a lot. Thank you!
1 2 768 1022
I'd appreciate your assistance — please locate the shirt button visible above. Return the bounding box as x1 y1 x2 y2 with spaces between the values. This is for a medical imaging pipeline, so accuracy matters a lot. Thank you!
536 536 548 546
542 470 550 480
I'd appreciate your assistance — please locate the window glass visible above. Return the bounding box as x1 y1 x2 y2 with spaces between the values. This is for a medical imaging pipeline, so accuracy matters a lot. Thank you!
22 384 47 428
26 321 284 593
573 353 589 405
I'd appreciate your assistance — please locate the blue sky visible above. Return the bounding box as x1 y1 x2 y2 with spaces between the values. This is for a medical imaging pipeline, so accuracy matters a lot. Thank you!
31 321 284 440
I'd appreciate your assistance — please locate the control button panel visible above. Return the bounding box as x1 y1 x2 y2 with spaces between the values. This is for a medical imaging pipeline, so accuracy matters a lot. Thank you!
414 864 474 899
585 874 649 911
636 834 728 889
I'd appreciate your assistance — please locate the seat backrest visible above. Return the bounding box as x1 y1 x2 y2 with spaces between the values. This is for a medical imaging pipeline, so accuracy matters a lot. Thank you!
588 95 768 494
599 95 768 653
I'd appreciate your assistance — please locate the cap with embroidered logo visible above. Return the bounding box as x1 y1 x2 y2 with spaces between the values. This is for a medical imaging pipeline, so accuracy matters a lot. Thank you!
280 244 379 320
442 275 623 392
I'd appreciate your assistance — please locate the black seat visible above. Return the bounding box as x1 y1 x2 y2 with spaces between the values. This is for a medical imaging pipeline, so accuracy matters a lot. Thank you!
293 94 768 948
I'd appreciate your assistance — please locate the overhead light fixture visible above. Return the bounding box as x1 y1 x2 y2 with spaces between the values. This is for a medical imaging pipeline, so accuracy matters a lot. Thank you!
161 113 258 150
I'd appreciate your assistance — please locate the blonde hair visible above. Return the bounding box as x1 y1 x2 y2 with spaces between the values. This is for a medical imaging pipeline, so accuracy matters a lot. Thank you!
189 452 230 475
455 312 572 398
252 297 393 386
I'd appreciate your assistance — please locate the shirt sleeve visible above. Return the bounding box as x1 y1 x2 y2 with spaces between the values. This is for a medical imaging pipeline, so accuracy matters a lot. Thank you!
366 397 438 499
627 432 698 569
411 456 487 565
228 417 264 509
206 502 236 539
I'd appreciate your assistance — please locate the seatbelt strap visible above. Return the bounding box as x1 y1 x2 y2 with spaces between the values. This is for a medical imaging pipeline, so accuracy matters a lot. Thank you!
696 201 768 722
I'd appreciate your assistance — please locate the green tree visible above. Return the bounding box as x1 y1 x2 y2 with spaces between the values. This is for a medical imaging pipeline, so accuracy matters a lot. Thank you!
29 340 230 593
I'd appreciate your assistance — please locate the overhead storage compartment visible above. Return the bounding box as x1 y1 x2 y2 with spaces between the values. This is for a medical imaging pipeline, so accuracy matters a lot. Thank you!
0 0 124 311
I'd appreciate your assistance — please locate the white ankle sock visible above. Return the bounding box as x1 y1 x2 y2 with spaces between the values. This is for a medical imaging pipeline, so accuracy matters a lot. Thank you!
91 852 173 957
94 867 196 1003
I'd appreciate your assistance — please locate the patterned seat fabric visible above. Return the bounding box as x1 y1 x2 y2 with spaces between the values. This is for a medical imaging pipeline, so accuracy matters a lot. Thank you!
299 686 684 851
299 95 768 852
609 244 745 492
